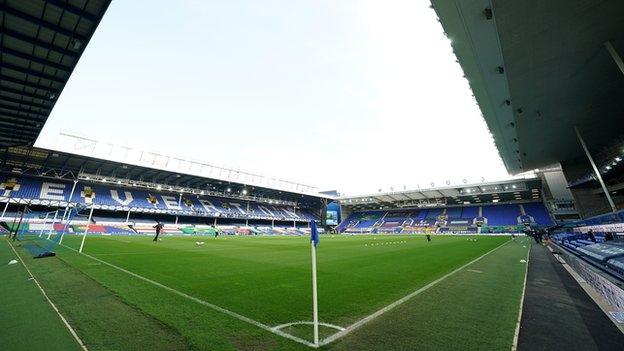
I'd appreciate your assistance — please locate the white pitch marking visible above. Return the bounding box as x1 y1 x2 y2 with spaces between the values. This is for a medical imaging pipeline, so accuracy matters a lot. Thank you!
273 321 345 332
319 239 513 346
60 244 317 348
7 240 89 351
466 269 483 274
512 239 531 351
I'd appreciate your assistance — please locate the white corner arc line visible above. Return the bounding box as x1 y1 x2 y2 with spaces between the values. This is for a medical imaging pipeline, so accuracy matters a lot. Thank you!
319 238 513 346
512 238 531 351
273 321 345 331
6 240 89 351
60 244 317 349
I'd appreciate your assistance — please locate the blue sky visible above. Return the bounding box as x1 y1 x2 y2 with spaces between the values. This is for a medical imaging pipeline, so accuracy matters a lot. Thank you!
36 0 509 195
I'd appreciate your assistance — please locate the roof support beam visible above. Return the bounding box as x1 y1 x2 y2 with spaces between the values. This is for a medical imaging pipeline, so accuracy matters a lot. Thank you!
0 115 42 128
0 96 51 110
0 110 46 122
0 85 51 101
1 62 66 84
0 124 40 135
1 46 72 72
574 125 617 212
0 133 31 142
0 3 88 42
1 28 79 59
0 74 59 94
0 105 48 119
604 41 624 76
45 0 99 22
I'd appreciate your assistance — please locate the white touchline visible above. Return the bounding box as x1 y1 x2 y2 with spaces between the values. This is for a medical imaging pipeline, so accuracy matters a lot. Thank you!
6 240 89 351
319 239 513 346
512 238 531 351
60 244 318 349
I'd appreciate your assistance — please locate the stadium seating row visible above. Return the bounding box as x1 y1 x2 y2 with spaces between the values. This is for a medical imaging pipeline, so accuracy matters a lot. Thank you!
553 231 624 280
0 174 317 221
337 202 554 234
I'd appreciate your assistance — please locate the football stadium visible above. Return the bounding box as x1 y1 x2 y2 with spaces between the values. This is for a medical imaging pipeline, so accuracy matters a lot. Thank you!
2 1 624 350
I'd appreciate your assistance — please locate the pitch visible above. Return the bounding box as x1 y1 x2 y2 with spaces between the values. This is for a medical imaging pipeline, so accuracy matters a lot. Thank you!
15 234 529 350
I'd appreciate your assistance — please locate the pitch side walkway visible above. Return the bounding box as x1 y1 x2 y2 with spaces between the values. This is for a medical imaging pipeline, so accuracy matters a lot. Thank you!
517 242 624 351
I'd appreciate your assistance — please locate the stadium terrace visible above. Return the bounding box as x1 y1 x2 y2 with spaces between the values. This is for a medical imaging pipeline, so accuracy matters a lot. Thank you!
2 1 624 350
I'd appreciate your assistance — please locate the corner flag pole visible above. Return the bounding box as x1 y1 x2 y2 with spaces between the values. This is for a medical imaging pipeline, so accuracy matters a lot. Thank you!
310 220 320 346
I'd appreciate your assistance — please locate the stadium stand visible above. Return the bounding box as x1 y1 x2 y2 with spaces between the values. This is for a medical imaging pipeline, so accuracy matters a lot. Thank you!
337 202 553 234
0 174 317 221
0 172 323 238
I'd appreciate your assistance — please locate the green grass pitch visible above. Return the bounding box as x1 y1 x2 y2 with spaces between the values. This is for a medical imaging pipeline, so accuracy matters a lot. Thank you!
10 234 530 350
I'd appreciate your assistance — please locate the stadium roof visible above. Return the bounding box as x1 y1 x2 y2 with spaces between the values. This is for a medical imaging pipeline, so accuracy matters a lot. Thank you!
0 146 331 206
0 0 111 147
431 0 624 174
338 177 542 209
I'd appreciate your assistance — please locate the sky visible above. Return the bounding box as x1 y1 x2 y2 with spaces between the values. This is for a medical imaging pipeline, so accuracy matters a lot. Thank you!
36 0 510 195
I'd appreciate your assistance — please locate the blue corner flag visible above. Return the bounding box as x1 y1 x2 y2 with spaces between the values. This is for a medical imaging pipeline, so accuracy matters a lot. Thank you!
310 220 319 247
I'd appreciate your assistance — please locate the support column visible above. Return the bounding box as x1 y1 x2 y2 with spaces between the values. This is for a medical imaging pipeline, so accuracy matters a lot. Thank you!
126 210 131 223
62 180 78 222
47 210 59 240
575 126 617 212
1 195 11 218
605 41 624 76
79 205 95 253
293 204 297 228
13 203 29 241
39 212 50 237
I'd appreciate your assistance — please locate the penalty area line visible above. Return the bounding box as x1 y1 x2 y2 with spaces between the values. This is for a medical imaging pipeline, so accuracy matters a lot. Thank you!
319 238 513 346
60 244 318 348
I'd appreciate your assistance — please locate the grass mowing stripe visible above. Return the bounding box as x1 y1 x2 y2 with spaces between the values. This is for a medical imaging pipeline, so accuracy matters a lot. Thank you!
319 237 512 346
511 242 531 351
60 243 318 349
6 239 88 351
329 237 530 350
54 234 509 349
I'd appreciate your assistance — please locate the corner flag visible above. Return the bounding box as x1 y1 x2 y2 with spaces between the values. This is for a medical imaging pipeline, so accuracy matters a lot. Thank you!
310 220 320 247
310 220 320 346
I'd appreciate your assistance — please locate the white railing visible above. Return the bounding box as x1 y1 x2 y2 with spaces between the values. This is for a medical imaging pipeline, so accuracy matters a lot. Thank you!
49 130 320 195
